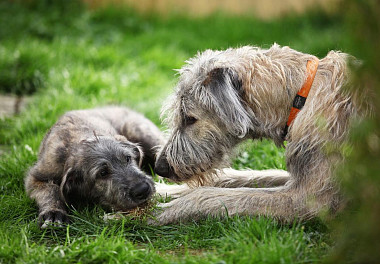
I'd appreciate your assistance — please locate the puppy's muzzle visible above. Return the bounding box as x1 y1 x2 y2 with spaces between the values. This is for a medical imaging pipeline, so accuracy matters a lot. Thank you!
130 181 152 202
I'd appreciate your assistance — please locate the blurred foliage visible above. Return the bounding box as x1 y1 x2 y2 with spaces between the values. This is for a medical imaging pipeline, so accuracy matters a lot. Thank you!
0 50 47 95
328 0 380 263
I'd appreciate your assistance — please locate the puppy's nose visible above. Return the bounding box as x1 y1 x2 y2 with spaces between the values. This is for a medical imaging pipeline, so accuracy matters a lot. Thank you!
130 182 151 201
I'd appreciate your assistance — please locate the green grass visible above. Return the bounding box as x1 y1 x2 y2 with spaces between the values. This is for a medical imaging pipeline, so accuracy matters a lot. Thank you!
0 1 345 263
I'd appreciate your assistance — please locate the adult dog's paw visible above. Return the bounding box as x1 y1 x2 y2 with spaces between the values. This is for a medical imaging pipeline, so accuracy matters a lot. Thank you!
38 209 69 229
147 193 202 226
146 203 169 226
146 201 182 226
147 187 236 225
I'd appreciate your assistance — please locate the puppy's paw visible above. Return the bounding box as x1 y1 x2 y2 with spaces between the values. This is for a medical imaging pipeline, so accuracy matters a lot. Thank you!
38 209 69 229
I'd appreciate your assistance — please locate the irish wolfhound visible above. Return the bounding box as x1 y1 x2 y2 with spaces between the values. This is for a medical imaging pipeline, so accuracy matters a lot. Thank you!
26 106 165 228
153 44 365 225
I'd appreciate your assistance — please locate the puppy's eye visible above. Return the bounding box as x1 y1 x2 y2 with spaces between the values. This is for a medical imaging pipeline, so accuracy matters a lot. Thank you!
98 165 109 178
185 116 197 125
125 155 131 163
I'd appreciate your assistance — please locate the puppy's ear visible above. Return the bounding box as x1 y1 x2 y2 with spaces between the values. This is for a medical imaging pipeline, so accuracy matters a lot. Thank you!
202 67 252 138
114 135 128 142
60 167 83 204
132 144 144 168
114 135 144 168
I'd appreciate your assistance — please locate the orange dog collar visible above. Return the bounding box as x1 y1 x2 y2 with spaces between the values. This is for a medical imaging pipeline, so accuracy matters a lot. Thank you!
282 58 319 139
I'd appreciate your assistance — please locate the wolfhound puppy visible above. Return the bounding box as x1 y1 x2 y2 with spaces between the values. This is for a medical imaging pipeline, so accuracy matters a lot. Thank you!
26 106 166 228
153 44 364 225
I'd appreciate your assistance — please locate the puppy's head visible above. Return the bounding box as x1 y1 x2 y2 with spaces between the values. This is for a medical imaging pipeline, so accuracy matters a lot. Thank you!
60 134 155 211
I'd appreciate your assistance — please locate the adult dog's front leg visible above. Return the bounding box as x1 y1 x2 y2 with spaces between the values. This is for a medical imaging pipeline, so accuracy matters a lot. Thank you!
211 168 291 188
150 186 303 225
154 182 190 198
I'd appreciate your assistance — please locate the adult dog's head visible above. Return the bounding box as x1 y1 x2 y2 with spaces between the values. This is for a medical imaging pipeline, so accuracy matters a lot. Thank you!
154 48 257 183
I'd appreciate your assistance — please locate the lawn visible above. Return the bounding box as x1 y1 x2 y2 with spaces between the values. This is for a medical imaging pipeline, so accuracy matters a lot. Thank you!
0 1 345 263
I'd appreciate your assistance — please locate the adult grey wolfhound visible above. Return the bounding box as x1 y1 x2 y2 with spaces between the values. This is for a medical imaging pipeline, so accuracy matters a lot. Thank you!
26 106 167 228
153 44 365 225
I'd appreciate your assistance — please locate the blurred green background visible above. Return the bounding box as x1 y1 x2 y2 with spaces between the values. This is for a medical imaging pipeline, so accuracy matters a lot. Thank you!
0 0 379 263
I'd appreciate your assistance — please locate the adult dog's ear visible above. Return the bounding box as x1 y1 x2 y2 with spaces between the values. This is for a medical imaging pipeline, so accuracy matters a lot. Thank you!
202 67 252 138
60 167 84 204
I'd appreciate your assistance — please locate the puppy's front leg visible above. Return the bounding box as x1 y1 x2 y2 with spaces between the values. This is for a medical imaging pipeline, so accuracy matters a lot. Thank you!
25 176 68 228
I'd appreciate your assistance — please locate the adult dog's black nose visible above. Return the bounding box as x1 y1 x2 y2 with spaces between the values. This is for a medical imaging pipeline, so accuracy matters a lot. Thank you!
154 155 177 179
154 156 170 177
130 182 151 201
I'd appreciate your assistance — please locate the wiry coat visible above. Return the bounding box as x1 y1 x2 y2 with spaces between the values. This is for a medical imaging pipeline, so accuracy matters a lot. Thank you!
153 44 364 224
25 107 164 228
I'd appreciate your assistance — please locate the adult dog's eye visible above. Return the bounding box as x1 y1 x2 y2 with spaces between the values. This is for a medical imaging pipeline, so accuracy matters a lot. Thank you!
185 116 197 125
98 165 109 178
125 155 131 163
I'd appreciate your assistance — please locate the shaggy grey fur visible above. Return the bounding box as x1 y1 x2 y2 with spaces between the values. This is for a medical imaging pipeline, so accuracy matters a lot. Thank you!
25 106 164 228
153 44 365 225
